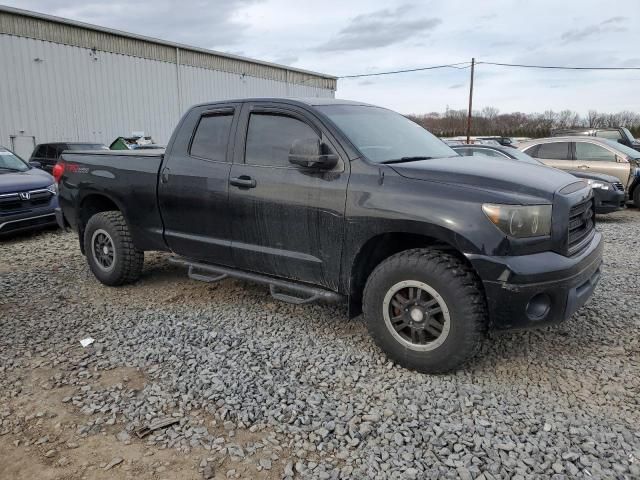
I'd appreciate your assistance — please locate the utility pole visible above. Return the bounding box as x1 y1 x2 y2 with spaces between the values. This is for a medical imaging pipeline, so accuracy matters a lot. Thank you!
466 57 475 144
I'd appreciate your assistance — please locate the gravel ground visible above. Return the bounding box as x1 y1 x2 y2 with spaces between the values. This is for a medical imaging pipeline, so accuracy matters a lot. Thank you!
1 210 639 479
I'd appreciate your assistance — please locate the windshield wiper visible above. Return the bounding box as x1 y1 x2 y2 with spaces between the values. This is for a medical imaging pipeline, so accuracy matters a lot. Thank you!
380 156 433 165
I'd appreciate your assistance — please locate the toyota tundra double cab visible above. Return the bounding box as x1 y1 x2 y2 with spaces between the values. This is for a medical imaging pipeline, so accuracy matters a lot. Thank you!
54 98 603 373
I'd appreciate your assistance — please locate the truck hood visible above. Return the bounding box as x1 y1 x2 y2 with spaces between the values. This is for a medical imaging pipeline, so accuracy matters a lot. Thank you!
0 168 54 193
389 156 578 201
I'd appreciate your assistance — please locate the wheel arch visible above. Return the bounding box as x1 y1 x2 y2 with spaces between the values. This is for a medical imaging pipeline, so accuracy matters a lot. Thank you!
346 230 481 318
77 193 125 254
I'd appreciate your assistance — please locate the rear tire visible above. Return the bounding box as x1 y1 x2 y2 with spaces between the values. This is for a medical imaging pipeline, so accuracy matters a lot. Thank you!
84 211 143 286
363 248 487 373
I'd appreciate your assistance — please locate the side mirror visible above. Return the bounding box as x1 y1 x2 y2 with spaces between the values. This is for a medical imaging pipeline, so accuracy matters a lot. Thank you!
288 138 338 170
29 161 42 169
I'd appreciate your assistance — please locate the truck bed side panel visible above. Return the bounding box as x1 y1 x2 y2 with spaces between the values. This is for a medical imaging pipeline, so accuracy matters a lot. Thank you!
59 151 167 251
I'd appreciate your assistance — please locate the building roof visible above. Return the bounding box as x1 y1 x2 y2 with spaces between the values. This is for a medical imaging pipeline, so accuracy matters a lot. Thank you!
0 5 336 89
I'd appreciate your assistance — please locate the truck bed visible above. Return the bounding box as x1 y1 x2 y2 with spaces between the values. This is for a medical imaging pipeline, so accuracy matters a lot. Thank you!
59 149 167 251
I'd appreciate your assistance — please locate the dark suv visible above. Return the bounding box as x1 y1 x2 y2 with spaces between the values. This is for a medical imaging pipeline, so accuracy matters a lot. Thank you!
551 128 640 152
29 142 108 173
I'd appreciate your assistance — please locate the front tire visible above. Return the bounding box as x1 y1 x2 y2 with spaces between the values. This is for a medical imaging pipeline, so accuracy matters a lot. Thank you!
363 248 487 373
633 187 640 208
84 211 144 286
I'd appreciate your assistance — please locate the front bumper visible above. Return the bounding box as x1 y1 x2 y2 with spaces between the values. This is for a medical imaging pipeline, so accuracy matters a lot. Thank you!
467 232 603 330
0 209 58 235
593 188 625 214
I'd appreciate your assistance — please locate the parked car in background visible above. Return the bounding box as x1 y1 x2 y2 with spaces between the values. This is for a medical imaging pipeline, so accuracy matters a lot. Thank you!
0 146 58 236
551 127 640 152
30 142 109 173
55 97 602 373
518 137 640 206
452 144 625 214
477 136 517 148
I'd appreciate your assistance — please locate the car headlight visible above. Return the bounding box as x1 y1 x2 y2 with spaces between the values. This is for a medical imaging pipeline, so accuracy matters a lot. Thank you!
482 204 552 238
46 183 58 195
586 179 609 190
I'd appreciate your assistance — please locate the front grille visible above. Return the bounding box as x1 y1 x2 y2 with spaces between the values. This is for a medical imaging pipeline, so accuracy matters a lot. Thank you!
612 182 624 191
567 198 595 256
0 189 53 215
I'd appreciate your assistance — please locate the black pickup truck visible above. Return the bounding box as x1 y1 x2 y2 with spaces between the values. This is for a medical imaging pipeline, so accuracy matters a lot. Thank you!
55 98 603 373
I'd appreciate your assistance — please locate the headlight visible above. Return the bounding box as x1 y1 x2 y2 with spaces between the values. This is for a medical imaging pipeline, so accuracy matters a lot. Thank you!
46 183 58 195
482 204 552 238
586 179 609 190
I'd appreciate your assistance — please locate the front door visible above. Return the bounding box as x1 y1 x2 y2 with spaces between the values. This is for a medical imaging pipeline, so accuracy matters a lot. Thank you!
573 141 631 186
158 103 240 265
228 103 349 289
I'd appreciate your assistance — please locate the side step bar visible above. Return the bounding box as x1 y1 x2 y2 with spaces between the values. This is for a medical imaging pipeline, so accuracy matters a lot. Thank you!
168 257 343 305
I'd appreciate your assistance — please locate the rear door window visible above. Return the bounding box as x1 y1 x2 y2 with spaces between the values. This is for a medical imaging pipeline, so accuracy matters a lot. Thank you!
32 145 46 158
532 142 571 160
189 112 234 162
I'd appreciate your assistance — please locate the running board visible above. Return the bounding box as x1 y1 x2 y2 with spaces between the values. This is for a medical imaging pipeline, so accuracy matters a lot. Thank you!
168 257 343 305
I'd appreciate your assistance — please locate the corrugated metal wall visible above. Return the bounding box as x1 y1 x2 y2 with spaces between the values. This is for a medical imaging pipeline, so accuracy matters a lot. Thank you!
0 34 334 157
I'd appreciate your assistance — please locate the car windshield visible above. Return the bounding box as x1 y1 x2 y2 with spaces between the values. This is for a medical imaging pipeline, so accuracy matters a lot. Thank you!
0 149 29 172
317 104 457 163
602 139 640 159
67 144 108 150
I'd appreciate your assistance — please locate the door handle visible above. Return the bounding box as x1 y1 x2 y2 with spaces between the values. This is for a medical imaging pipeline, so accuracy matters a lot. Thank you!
161 167 171 183
230 175 257 188
577 164 590 169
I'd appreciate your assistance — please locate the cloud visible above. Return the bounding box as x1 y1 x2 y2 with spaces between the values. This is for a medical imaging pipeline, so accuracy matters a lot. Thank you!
315 4 441 52
600 16 625 25
8 0 261 48
358 80 375 86
560 16 627 43
449 83 465 89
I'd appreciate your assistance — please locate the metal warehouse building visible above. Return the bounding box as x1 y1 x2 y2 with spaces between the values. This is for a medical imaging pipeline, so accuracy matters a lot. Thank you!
0 6 336 159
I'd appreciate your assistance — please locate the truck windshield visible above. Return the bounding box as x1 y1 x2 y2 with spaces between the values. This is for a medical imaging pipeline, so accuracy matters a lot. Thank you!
622 128 637 143
317 104 457 163
0 150 29 172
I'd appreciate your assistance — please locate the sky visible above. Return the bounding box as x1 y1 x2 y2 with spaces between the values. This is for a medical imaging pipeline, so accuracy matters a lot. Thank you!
4 0 640 116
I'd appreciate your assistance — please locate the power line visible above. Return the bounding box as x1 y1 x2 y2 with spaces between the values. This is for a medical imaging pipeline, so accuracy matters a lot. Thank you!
338 61 640 79
477 61 640 71
338 62 471 79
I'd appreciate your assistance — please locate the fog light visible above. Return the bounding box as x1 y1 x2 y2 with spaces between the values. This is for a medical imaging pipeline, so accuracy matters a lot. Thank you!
526 293 551 320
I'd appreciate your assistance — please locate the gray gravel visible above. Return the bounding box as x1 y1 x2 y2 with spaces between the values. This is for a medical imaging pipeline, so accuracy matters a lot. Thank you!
1 210 640 479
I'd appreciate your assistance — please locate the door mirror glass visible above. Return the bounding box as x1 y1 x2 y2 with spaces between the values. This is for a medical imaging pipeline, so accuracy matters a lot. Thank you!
288 138 338 169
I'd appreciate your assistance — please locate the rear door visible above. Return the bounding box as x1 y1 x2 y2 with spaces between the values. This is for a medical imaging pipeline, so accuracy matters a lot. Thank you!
573 140 630 186
158 103 240 265
526 141 573 171
227 102 349 289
